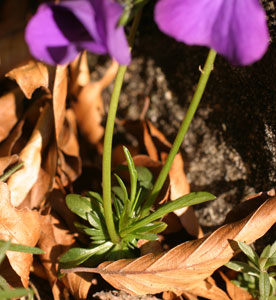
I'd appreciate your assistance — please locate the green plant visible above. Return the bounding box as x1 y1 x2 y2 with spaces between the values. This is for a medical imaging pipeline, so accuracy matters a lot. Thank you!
0 239 44 300
225 240 276 300
59 9 217 269
59 146 215 267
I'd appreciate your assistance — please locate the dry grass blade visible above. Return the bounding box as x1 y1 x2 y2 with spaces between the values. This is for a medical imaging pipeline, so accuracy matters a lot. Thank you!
63 196 276 297
0 182 40 287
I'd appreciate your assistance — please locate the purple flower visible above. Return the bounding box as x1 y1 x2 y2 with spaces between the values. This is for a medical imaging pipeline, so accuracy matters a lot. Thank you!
25 0 130 65
154 0 270 65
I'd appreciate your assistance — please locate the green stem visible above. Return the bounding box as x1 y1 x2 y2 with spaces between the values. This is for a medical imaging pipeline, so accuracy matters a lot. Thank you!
141 48 217 217
102 11 142 244
0 162 24 182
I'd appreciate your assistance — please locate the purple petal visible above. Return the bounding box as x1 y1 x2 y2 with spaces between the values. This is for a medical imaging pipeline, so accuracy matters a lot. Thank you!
25 0 130 65
154 0 269 65
92 0 131 65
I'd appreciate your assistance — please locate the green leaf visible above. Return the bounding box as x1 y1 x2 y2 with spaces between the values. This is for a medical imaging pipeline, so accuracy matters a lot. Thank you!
265 257 276 269
0 240 44 255
86 212 102 229
0 240 11 264
112 186 125 203
132 222 167 234
269 277 276 298
86 191 104 206
269 240 276 258
121 192 215 236
114 174 128 205
59 242 113 267
259 271 270 300
136 166 153 189
225 261 259 276
261 245 271 259
123 146 137 205
66 194 92 220
133 233 159 241
0 288 33 298
0 275 10 290
238 241 259 266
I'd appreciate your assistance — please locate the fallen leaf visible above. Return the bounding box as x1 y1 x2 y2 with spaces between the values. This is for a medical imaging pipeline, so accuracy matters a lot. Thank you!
0 182 40 287
7 102 54 206
219 271 253 300
0 88 24 142
72 60 118 145
70 51 90 96
38 212 93 300
6 60 50 99
57 109 81 186
52 65 68 142
64 196 276 298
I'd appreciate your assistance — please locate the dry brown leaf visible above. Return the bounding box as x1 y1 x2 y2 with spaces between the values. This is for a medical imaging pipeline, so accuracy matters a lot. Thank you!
72 60 118 145
65 196 276 297
52 65 68 142
6 60 50 99
219 271 253 300
0 88 24 142
38 213 92 300
0 182 40 287
57 109 81 186
70 51 90 96
7 102 54 206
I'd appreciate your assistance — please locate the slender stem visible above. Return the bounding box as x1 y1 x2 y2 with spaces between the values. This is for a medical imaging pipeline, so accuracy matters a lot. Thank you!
102 11 142 244
141 49 217 217
0 162 24 182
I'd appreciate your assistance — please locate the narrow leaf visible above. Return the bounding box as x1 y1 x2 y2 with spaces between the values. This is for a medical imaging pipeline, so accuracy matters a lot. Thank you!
269 240 276 258
0 288 33 298
259 271 270 300
122 192 215 235
114 174 128 205
0 240 44 254
123 146 137 204
0 240 11 264
265 257 276 269
238 241 259 266
225 261 259 276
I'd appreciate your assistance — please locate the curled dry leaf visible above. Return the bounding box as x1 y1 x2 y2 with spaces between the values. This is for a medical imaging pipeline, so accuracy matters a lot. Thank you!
219 271 253 300
72 60 119 145
0 88 24 142
7 102 54 207
0 182 40 287
57 109 81 186
64 196 276 298
38 212 93 300
6 60 51 99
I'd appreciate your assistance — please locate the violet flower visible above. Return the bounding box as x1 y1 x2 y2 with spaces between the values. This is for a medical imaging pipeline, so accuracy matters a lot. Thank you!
25 0 130 65
154 0 270 65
